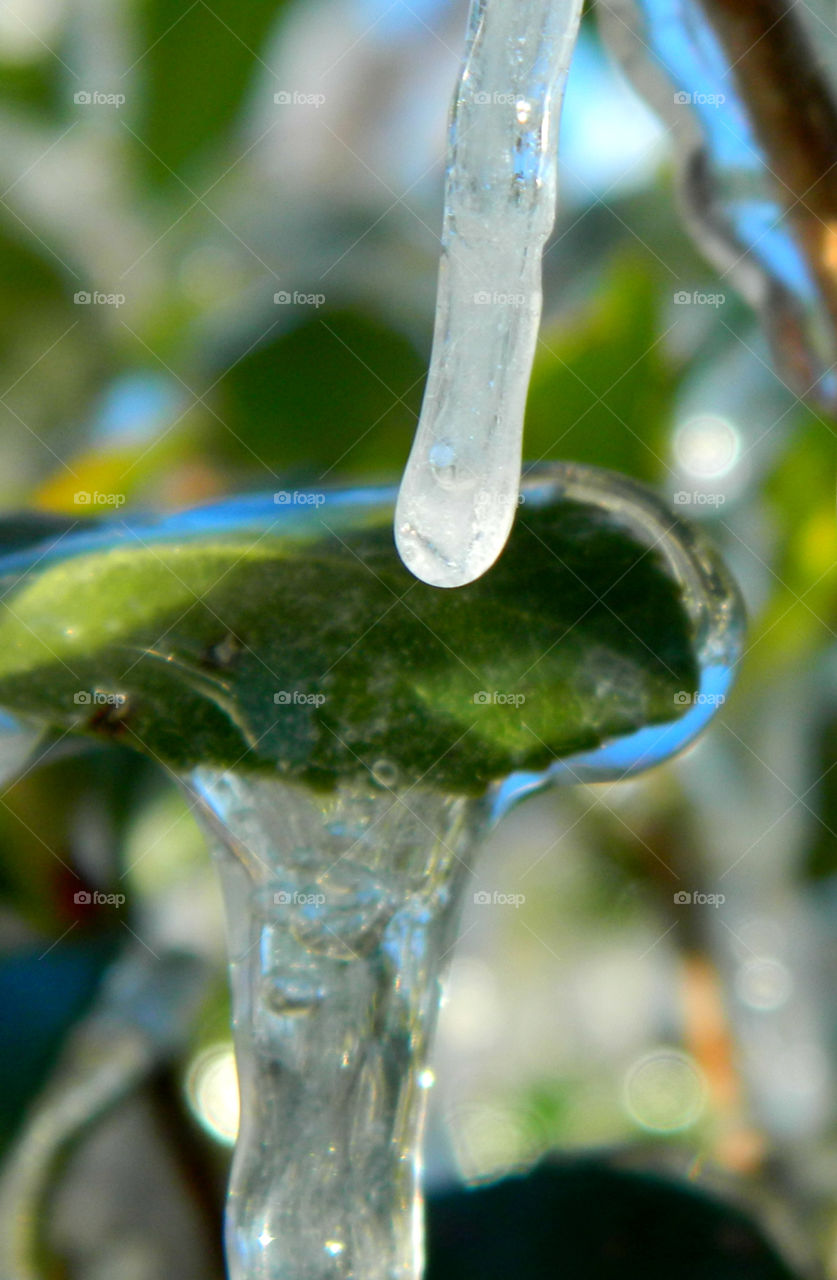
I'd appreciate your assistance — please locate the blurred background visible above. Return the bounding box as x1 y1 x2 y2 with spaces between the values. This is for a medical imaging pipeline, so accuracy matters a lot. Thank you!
0 0 834 1275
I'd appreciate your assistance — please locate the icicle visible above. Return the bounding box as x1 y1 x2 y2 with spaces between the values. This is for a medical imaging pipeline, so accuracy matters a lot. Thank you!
395 0 584 588
598 0 837 411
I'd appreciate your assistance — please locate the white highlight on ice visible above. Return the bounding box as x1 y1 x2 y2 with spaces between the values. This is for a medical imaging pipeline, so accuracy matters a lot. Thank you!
395 0 584 587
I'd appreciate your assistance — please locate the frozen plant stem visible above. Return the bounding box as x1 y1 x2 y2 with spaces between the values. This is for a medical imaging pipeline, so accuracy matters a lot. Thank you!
395 0 584 588
187 770 482 1280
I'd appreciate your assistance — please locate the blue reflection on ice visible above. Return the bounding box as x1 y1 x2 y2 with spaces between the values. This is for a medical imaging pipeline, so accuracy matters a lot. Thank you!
490 663 732 823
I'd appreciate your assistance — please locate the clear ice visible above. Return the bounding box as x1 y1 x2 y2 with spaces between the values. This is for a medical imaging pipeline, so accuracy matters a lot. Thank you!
0 463 745 1280
395 0 585 588
182 466 741 1280
599 0 837 410
184 770 482 1280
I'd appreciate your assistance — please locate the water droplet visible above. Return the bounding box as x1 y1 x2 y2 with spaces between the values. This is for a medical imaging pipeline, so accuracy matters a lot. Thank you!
429 440 457 475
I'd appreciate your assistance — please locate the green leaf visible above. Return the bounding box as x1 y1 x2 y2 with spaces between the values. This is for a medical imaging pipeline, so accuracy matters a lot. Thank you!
525 262 674 483
214 308 426 478
132 0 291 182
0 481 703 793
0 224 110 471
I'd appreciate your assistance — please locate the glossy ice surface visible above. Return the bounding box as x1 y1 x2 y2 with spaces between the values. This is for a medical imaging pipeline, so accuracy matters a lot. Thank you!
395 0 584 587
0 457 744 1280
0 464 742 794
600 0 837 410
